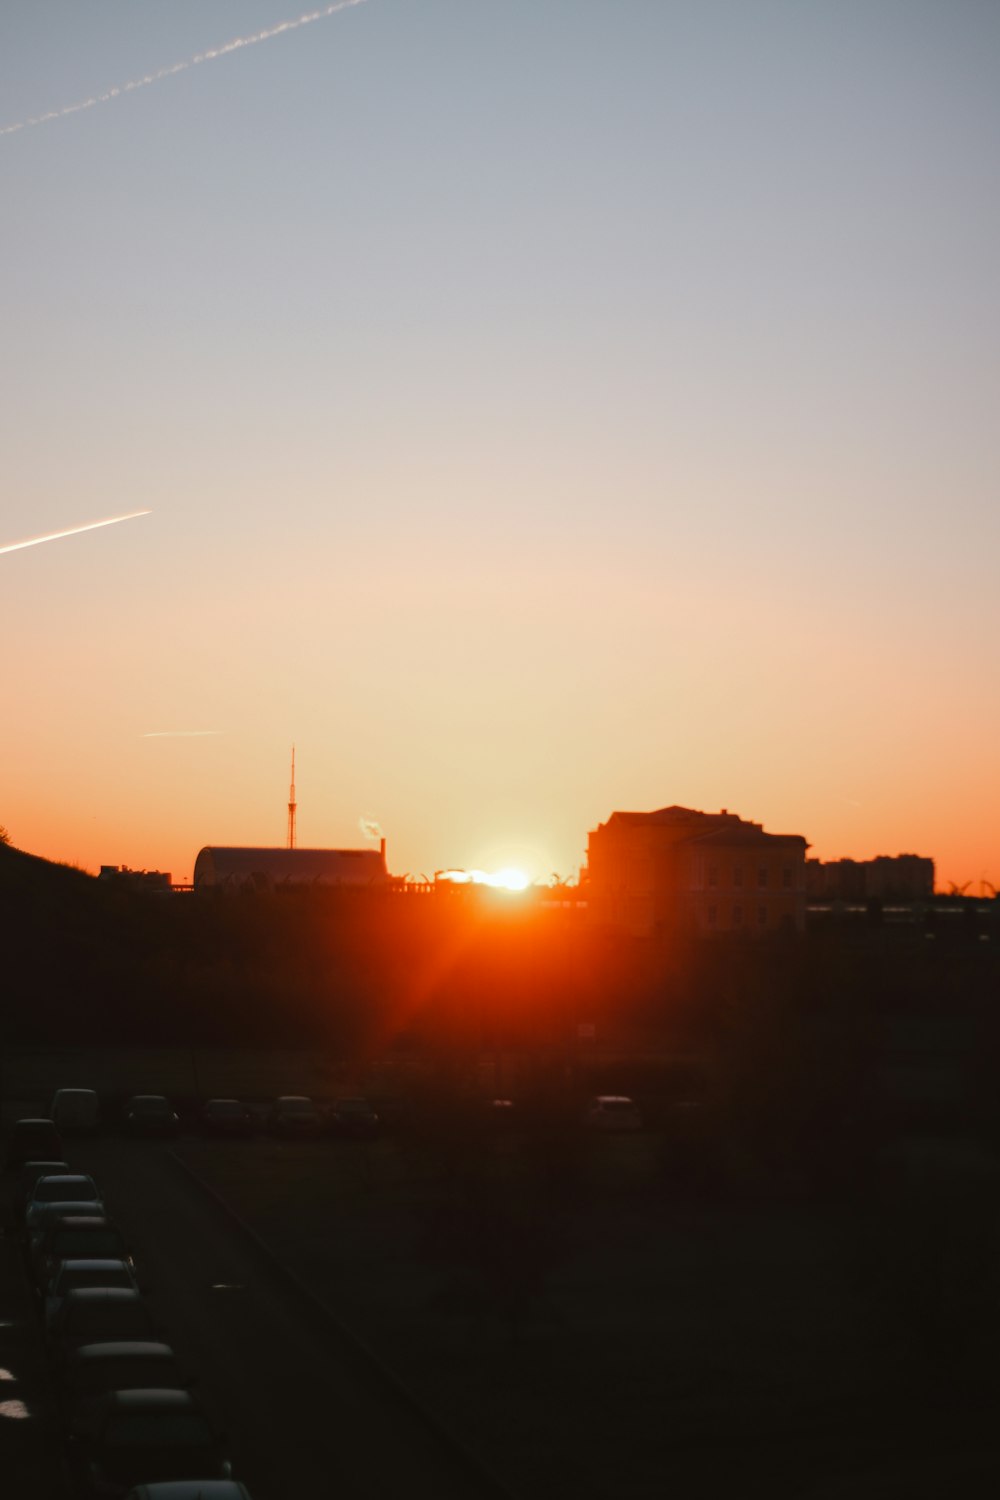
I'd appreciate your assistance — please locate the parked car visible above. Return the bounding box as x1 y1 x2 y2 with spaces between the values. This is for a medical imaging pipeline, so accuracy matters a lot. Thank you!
50 1088 101 1134
583 1095 642 1132
47 1288 158 1364
24 1174 104 1231
123 1096 180 1137
485 1098 517 1128
29 1200 113 1242
199 1099 254 1138
268 1095 322 1137
15 1159 71 1216
325 1097 380 1139
122 1485 253 1500
122 1484 253 1500
44 1260 139 1329
29 1216 135 1295
69 1388 231 1497
60 1341 187 1430
5 1117 64 1170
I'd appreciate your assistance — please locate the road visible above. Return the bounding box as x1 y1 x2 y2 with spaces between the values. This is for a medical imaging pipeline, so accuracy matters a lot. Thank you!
61 1136 511 1500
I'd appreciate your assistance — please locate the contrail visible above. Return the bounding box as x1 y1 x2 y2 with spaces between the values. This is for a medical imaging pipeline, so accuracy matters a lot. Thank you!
1 0 368 138
142 730 224 739
0 509 151 555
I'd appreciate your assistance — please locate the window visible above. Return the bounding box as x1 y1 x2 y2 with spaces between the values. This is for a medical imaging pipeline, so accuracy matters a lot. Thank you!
757 906 768 927
707 905 717 927
782 867 793 889
707 864 718 889
733 865 744 888
757 867 769 889
732 904 743 926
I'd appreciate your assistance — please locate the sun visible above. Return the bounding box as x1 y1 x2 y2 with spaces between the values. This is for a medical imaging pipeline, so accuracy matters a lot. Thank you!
483 867 531 892
435 867 531 893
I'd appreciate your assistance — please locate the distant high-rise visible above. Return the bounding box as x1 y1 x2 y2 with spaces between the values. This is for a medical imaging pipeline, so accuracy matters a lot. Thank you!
805 854 934 901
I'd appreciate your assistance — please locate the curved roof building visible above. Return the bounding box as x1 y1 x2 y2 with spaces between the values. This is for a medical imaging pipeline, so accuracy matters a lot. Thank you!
193 845 388 892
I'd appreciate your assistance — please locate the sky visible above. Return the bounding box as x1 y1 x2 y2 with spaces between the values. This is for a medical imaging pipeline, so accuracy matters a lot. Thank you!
2 0 998 889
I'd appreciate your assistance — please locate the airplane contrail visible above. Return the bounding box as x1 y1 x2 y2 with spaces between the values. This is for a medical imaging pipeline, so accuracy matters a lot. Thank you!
1 0 368 138
0 509 151 556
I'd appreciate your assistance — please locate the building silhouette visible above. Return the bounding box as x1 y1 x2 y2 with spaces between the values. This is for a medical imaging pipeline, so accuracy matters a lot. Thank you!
805 854 934 902
587 806 808 936
98 865 172 893
193 842 388 892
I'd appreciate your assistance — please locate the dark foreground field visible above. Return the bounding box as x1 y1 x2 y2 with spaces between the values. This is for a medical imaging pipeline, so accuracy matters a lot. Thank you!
168 1126 1000 1498
6 1044 1000 1498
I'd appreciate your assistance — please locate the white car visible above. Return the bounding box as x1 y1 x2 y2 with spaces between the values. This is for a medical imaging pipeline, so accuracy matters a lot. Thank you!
268 1095 322 1136
123 1095 180 1136
47 1288 158 1364
44 1259 139 1329
71 1388 231 1496
584 1095 642 1132
30 1216 134 1296
60 1340 187 1433
50 1088 101 1133
25 1174 104 1230
15 1159 70 1216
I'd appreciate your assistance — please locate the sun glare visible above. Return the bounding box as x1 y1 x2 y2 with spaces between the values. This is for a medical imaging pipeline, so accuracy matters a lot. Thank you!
485 867 531 892
436 867 531 893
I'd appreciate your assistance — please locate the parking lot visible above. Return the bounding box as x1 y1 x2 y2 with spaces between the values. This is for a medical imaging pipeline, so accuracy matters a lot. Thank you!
2 1097 512 1500
7 1063 1000 1498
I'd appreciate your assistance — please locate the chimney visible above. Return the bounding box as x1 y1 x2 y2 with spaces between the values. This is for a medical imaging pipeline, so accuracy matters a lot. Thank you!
380 837 386 862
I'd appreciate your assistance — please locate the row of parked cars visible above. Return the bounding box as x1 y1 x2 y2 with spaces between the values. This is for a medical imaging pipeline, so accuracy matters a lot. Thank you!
32 1087 385 1141
8 1090 644 1169
8 1116 252 1500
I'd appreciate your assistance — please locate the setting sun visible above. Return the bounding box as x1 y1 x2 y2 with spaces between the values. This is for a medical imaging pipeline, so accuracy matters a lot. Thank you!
436 867 531 893
486 867 531 892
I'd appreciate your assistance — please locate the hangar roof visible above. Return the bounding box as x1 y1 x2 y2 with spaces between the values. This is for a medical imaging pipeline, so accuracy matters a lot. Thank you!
194 846 387 890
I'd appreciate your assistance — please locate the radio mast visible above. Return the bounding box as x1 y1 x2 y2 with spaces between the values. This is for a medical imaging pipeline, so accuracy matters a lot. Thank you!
287 746 297 850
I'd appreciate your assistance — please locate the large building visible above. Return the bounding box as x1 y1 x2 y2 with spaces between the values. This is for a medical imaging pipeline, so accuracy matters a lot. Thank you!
193 843 389 893
587 806 808 937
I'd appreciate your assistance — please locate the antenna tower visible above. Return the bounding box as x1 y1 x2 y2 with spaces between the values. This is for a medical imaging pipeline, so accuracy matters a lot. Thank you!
287 745 297 850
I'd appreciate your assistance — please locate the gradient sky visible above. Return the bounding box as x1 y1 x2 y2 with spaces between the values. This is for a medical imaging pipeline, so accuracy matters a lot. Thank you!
2 0 998 888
